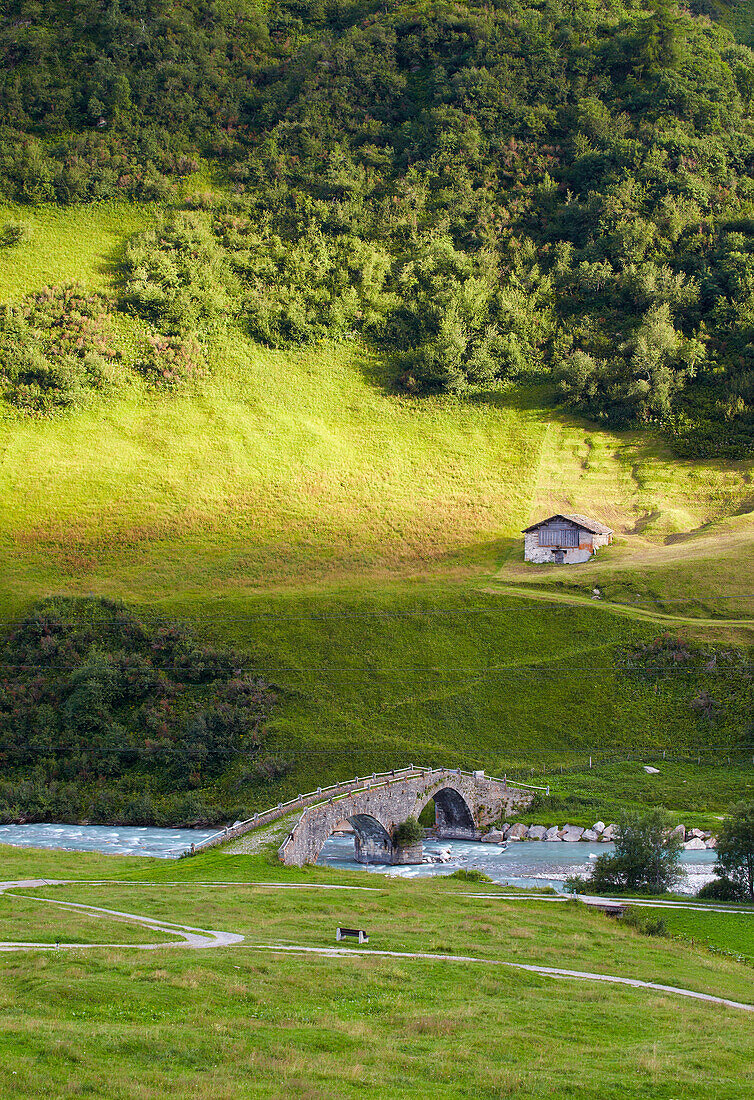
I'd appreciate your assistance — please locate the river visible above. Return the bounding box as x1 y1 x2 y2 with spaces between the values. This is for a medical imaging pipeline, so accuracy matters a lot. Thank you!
0 823 220 859
317 834 719 894
0 824 720 891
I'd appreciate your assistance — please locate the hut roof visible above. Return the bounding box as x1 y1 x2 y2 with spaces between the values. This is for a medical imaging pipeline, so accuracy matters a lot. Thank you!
522 513 613 535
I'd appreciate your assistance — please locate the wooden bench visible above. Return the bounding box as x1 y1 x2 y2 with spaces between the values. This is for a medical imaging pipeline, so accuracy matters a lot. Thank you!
336 927 369 944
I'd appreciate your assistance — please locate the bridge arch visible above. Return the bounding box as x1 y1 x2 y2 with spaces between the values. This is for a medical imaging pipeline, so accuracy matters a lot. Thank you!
419 784 476 839
347 813 394 865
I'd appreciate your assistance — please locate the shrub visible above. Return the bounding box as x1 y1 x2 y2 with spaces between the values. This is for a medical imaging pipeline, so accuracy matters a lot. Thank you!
239 228 391 347
697 877 746 902
135 333 207 388
0 221 29 247
393 816 423 847
0 286 119 414
619 908 667 936
123 211 236 333
564 874 586 894
448 868 493 882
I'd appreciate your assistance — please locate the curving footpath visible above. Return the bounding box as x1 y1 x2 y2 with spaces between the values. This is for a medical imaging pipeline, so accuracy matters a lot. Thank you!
1 880 752 1012
0 884 243 951
248 944 754 1013
482 582 754 629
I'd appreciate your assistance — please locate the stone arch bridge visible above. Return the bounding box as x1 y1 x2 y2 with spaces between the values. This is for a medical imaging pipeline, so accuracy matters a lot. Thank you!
278 767 537 867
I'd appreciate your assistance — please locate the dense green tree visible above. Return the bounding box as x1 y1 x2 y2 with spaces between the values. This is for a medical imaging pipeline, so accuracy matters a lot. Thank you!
715 801 754 900
588 809 685 893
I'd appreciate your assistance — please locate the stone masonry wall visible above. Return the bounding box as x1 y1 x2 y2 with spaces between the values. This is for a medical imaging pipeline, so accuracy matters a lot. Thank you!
278 769 533 867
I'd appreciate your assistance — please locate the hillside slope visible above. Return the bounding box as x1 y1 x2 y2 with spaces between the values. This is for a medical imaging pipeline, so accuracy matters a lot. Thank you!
0 314 752 616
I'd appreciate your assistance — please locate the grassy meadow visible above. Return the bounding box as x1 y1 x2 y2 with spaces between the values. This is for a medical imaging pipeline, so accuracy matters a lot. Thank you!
0 844 752 1099
0 894 166 946
3 11 754 1096
0 202 149 301
661 907 754 964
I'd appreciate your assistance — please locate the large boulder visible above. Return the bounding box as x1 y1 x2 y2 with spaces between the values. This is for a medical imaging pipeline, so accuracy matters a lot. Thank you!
601 824 617 842
544 826 562 841
481 828 506 844
507 823 528 841
643 766 660 774
684 837 706 850
592 821 606 835
670 824 686 843
560 825 584 843
690 828 706 839
705 837 717 849
581 828 598 842
527 825 547 841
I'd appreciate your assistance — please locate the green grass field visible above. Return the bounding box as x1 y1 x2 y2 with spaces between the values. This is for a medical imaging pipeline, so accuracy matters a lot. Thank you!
0 845 752 1099
0 202 149 301
661 908 754 964
1 205 753 616
1 338 751 619
519 759 754 831
0 894 166 945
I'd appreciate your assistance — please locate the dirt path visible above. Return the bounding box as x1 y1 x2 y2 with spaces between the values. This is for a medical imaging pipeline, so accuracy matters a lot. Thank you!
247 943 754 1013
481 582 754 629
0 888 244 951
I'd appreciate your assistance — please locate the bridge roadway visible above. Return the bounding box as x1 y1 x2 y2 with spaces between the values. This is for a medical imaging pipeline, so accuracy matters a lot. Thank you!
277 767 536 867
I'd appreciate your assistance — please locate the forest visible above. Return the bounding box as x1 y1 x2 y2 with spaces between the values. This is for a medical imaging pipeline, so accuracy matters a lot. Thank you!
3 0 754 453
0 598 280 825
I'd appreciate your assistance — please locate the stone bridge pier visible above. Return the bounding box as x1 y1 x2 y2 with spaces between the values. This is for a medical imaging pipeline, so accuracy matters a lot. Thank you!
278 767 535 867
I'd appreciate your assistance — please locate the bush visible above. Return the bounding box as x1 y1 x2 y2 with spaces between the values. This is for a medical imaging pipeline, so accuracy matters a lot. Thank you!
123 211 236 333
697 877 746 902
0 286 119 414
393 815 423 847
564 874 586 894
620 909 667 936
0 221 29 247
448 868 493 882
238 228 391 347
135 333 207 388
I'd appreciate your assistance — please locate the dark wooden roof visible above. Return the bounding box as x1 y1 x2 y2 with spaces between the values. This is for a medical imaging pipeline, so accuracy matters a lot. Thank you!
522 513 613 535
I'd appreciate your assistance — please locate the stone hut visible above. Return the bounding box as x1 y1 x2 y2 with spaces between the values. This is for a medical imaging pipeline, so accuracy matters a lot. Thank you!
522 514 613 565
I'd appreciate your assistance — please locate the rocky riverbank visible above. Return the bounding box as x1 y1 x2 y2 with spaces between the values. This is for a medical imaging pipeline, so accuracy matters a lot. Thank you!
481 822 718 849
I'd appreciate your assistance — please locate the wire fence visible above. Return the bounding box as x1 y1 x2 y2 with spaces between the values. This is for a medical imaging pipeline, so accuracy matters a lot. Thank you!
498 748 754 786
